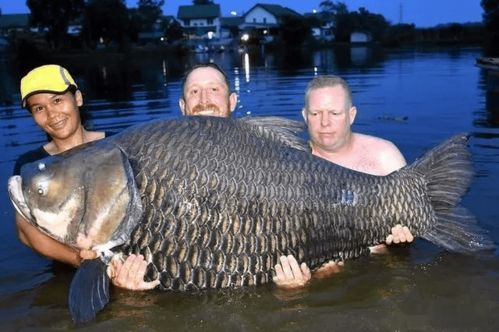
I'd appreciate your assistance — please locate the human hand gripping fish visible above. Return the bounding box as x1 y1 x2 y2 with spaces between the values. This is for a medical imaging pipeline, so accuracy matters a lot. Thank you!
273 224 414 288
80 250 160 290
7 116 496 325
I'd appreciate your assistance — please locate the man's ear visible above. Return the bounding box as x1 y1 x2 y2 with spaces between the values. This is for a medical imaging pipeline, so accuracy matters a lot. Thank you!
178 98 186 115
229 92 238 112
301 108 308 123
75 90 83 107
349 106 357 125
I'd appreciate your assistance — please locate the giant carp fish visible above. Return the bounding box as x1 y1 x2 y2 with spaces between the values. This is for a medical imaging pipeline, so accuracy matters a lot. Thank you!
8 116 494 323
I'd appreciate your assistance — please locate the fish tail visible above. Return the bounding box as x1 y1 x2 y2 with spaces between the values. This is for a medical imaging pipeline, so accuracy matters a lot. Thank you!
410 134 495 253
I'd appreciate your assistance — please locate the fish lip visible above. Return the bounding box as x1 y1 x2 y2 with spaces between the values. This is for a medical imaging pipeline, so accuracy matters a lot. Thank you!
8 176 34 223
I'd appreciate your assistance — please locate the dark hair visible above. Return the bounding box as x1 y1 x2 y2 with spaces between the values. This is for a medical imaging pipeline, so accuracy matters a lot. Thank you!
25 85 78 112
181 63 230 98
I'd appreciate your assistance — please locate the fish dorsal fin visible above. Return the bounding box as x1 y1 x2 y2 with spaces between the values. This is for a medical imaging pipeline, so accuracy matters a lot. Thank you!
239 116 309 152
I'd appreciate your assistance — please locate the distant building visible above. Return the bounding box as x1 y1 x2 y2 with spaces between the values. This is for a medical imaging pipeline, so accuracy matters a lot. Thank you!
220 16 242 40
350 31 372 43
241 3 301 41
304 11 334 42
136 15 178 45
177 4 221 40
0 14 30 36
0 13 82 37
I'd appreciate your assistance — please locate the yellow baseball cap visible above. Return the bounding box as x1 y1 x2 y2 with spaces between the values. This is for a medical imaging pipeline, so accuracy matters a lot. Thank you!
20 64 78 108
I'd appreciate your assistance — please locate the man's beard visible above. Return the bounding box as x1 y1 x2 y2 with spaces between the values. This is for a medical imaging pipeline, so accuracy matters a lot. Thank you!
191 102 231 117
192 103 221 114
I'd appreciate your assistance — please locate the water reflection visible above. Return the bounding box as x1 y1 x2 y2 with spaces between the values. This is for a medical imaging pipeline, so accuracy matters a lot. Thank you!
350 46 369 66
1 46 499 330
477 68 499 129
244 52 251 82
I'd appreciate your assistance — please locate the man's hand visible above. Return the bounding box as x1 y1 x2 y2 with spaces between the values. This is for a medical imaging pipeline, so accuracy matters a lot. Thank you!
107 254 160 291
273 255 311 289
386 224 414 245
79 249 98 260
313 260 344 278
370 224 414 254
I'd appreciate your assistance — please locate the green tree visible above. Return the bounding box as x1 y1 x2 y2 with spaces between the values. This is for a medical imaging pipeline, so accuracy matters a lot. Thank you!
319 1 348 16
353 7 390 41
319 1 349 42
333 12 354 42
278 15 311 47
82 0 131 50
162 19 184 44
332 6 389 43
481 0 499 54
137 0 165 31
27 0 85 49
382 23 416 46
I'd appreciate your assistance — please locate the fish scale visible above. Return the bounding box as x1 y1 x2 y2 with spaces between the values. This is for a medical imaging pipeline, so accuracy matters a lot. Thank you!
105 117 434 290
10 117 494 322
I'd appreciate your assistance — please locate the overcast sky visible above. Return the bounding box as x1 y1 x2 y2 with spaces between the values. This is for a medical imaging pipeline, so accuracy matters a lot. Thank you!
0 0 483 28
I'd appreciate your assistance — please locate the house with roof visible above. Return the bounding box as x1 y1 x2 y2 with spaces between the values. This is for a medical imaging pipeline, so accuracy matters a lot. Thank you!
220 16 242 40
304 11 334 42
350 31 372 43
240 3 301 41
177 3 221 40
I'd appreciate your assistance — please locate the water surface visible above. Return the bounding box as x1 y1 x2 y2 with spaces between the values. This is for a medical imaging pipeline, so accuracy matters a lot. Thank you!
1 46 498 330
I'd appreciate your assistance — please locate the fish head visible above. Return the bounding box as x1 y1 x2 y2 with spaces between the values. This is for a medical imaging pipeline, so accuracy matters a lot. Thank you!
8 141 142 251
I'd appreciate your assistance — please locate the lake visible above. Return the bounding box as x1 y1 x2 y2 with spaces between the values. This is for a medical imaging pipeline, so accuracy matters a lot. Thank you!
1 46 499 330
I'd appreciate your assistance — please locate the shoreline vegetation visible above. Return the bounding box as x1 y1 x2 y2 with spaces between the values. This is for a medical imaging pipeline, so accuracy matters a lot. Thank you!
4 30 487 61
2 1 496 64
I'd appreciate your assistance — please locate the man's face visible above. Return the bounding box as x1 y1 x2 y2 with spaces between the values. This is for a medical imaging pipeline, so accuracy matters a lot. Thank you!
179 67 237 118
26 90 83 141
303 86 356 152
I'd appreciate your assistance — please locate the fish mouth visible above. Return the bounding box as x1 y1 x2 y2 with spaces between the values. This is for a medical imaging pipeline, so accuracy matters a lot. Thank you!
8 176 34 223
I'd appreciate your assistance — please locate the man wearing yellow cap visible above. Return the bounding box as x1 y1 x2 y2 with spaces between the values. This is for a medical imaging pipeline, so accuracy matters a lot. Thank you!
14 64 159 291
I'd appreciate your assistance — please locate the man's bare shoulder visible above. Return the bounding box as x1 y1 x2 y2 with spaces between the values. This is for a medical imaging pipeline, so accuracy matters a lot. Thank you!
353 133 407 173
353 133 398 151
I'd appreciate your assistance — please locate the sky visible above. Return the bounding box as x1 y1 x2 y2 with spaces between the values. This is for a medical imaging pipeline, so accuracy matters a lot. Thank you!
0 0 483 28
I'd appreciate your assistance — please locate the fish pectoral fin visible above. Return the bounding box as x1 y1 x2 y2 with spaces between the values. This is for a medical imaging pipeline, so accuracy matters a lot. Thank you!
69 259 110 324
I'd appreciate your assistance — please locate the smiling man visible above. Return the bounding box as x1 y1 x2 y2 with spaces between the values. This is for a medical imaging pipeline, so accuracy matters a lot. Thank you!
13 64 158 291
179 63 238 117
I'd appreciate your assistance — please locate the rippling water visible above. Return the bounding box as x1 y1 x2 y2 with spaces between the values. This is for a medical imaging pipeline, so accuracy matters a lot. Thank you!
1 46 499 330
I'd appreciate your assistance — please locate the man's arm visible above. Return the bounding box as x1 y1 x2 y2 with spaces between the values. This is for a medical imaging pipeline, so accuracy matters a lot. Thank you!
16 212 158 290
273 224 414 289
16 213 81 267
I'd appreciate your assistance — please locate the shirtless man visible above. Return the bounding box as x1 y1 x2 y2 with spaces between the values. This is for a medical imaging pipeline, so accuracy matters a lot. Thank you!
274 75 414 289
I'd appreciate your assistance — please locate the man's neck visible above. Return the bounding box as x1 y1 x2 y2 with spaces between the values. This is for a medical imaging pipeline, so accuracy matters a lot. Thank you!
46 126 87 155
311 133 355 161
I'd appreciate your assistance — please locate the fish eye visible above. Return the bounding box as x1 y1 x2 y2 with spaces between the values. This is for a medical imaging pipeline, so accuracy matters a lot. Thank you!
36 182 48 196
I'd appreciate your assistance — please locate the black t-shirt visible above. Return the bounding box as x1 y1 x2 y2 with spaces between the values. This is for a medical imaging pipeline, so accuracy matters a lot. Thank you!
12 131 115 175
13 146 50 175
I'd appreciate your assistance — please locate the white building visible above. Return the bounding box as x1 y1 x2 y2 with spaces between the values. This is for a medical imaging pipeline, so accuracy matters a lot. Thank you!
177 4 221 40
